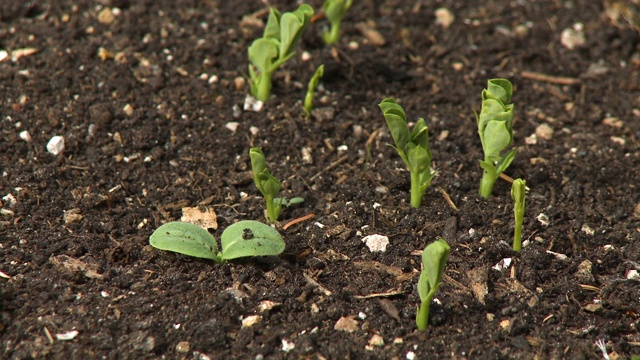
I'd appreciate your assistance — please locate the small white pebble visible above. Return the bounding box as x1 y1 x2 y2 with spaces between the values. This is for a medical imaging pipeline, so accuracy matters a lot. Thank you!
243 95 263 112
19 131 31 142
301 51 311 61
626 269 639 280
362 234 389 252
281 339 295 352
406 351 416 360
225 122 239 133
46 135 65 155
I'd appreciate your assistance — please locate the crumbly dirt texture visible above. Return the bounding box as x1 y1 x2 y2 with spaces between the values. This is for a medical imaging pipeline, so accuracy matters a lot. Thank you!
1 0 640 359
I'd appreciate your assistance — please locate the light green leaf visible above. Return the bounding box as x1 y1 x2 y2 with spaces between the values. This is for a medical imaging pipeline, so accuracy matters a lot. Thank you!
149 222 219 260
420 238 450 301
263 7 282 40
496 148 516 174
248 38 279 75
279 4 313 59
221 220 285 260
379 98 410 151
407 143 430 175
483 120 512 161
484 78 513 104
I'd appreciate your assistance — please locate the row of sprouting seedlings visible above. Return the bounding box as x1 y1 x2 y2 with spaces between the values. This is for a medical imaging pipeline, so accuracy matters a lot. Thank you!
149 2 528 331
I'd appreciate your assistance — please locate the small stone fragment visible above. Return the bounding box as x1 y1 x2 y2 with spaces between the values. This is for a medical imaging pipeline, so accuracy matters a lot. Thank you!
64 208 83 224
434 8 455 28
368 334 384 347
123 104 134 116
301 147 313 165
535 123 554 140
362 234 389 253
257 300 282 312
492 258 512 272
536 213 550 226
560 23 585 50
634 203 640 218
47 135 65 155
242 315 261 327
19 131 31 142
176 341 190 353
626 269 639 280
226 122 239 133
97 8 115 25
581 224 595 235
281 339 295 352
234 76 246 91
334 316 358 333
575 259 595 284
243 95 263 112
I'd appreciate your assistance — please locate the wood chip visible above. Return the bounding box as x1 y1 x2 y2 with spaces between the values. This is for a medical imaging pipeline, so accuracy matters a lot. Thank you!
355 22 386 46
181 206 218 229
49 255 105 279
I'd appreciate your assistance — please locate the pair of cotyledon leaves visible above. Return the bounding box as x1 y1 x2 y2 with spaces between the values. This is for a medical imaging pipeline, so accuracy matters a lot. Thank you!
150 220 284 262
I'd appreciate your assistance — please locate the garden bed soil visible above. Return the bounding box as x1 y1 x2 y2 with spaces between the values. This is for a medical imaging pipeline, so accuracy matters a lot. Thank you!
1 0 640 359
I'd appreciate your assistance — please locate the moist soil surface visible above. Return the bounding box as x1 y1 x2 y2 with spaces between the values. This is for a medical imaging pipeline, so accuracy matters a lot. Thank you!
1 0 640 359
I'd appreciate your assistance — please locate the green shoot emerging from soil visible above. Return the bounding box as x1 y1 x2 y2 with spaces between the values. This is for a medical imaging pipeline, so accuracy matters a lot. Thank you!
322 0 352 45
511 178 526 252
379 98 433 208
149 220 285 262
304 64 324 116
476 78 516 198
416 238 450 331
250 147 283 222
248 4 314 101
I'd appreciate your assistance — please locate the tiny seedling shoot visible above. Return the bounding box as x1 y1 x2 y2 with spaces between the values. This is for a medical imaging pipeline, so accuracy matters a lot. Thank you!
250 147 303 222
476 78 516 199
304 64 324 116
322 0 352 45
416 238 450 331
379 98 434 208
149 220 285 262
248 4 314 101
511 178 526 252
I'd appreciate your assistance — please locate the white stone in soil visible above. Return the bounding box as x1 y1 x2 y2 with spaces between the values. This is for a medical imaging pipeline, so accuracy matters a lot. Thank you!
46 135 65 155
362 234 389 252
19 131 31 142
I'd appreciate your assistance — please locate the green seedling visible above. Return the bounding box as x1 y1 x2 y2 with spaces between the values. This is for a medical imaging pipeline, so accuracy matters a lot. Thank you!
476 78 516 199
416 238 450 331
248 4 314 101
379 98 434 208
149 220 285 262
250 147 305 223
511 178 526 252
322 0 352 45
304 64 324 116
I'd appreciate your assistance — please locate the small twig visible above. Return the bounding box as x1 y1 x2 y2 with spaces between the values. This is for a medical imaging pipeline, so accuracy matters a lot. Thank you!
303 271 332 296
310 154 349 181
43 326 54 344
437 187 458 211
499 173 530 191
521 70 580 85
283 213 316 230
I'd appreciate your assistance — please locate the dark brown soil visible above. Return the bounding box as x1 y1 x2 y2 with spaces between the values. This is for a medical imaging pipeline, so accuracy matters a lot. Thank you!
1 0 640 359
